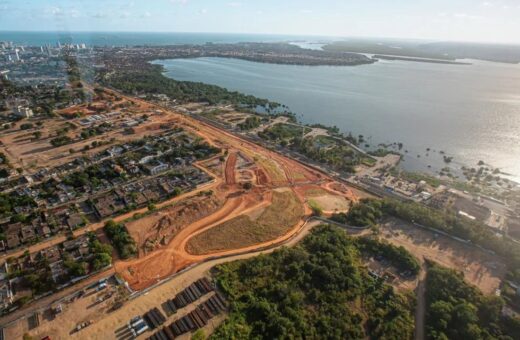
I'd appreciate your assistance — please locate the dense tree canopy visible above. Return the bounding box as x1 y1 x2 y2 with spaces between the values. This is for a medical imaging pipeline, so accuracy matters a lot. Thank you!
104 220 137 259
102 65 273 107
425 263 519 340
335 198 520 281
211 225 415 339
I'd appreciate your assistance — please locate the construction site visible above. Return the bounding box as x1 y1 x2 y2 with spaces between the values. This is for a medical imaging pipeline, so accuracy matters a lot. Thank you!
0 88 362 339
1 88 512 340
109 89 360 291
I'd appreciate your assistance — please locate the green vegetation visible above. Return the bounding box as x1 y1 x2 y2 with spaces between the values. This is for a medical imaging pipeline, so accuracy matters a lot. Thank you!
0 152 9 165
187 190 303 254
258 123 310 141
50 135 73 147
398 170 442 188
104 220 137 259
20 123 34 130
8 233 112 300
212 225 415 339
291 136 363 173
62 163 121 189
355 237 420 275
367 148 400 157
161 139 220 161
336 198 520 282
330 198 382 227
89 236 113 270
238 116 261 130
80 123 112 139
102 64 273 107
191 330 206 340
425 263 519 340
381 200 520 270
0 192 35 219
0 168 9 178
308 200 323 216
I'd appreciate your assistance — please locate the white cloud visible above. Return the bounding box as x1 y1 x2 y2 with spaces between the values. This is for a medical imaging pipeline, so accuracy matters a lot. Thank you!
453 13 483 20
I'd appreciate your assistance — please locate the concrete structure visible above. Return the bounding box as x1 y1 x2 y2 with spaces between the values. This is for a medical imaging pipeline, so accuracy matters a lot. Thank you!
12 106 34 118
0 70 9 80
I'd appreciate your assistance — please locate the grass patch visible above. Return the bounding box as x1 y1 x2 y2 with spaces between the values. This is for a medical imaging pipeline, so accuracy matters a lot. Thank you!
260 123 311 141
361 157 377 167
187 190 303 254
399 170 442 188
304 188 329 197
313 135 338 147
257 157 286 182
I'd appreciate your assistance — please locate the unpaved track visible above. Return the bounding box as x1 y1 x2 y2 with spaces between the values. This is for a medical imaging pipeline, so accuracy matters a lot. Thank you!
63 219 322 340
0 173 219 262
225 152 237 185
116 189 273 290
86 88 359 291
415 265 427 340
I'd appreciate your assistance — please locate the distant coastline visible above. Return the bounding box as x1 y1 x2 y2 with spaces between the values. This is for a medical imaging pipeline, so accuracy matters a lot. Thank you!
371 54 472 65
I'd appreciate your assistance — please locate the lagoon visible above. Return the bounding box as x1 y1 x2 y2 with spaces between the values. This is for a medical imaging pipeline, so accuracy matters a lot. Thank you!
155 57 520 181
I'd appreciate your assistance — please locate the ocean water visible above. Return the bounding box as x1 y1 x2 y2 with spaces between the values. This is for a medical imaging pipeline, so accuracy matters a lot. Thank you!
155 57 520 181
0 31 326 47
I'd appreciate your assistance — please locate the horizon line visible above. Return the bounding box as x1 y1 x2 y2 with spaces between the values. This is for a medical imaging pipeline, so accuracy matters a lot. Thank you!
1 30 520 47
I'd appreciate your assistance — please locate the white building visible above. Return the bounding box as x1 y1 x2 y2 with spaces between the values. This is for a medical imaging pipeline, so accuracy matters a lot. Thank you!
13 106 34 118
0 70 9 80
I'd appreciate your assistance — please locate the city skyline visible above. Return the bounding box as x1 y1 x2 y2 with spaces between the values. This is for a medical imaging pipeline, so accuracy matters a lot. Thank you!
0 0 520 44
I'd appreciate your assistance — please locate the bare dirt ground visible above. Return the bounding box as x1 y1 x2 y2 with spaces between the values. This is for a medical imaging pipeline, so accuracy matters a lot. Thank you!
7 277 128 340
356 153 401 178
294 185 353 214
186 189 304 255
415 265 427 340
381 218 506 294
309 194 351 213
126 193 224 257
0 269 116 339
0 96 176 171
22 219 324 340
90 88 360 292
1 89 365 339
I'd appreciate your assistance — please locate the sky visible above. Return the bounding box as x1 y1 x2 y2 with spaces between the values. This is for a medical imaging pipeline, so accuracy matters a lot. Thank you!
0 0 519 44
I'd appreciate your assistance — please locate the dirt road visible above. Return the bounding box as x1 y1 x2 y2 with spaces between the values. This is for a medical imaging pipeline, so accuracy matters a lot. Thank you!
0 268 115 328
0 169 219 262
25 219 322 340
415 265 427 340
